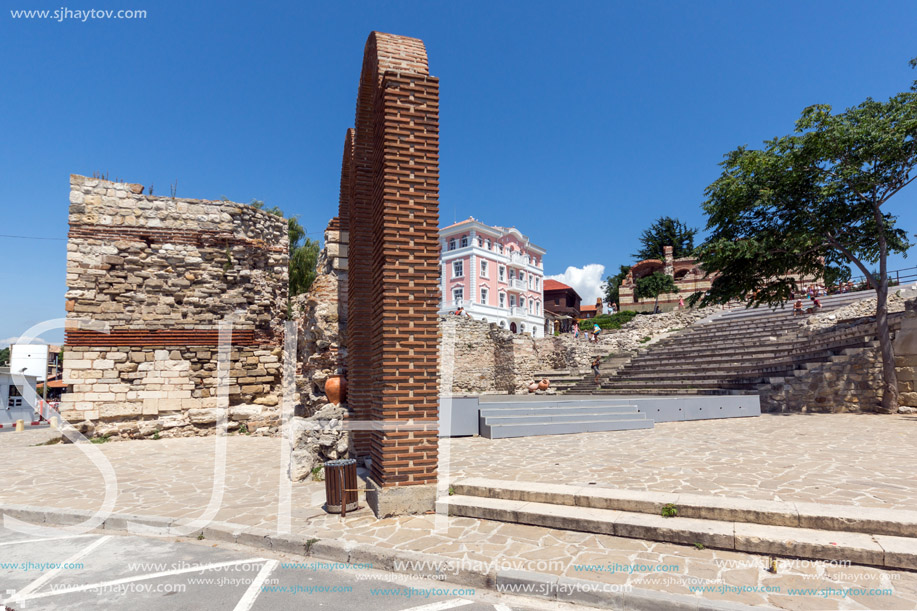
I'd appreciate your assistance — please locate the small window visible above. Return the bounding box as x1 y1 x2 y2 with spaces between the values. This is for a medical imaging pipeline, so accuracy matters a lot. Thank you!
519 271 525 282
449 239 456 251
453 287 463 303
520 296 526 308
460 236 468 248
453 260 464 278
510 295 516 307
498 244 504 254
486 239 492 250
480 287 488 304
498 266 505 282
499 292 506 308
480 260 488 277
477 237 483 247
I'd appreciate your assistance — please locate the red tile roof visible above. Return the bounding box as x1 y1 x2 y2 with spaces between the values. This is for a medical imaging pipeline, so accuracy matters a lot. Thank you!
543 279 571 291
580 304 597 313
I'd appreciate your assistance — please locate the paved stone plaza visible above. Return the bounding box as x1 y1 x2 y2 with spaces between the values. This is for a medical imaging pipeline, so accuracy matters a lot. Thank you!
4 414 917 609
447 413 917 509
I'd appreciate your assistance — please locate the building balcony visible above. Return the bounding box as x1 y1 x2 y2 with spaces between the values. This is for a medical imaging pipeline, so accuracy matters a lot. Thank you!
508 278 527 291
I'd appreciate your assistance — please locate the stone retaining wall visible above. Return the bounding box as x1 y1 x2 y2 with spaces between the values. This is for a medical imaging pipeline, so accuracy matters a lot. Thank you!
759 302 917 412
61 175 289 438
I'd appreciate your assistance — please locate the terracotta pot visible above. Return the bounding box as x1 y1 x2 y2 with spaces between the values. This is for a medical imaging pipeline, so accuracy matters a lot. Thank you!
325 375 347 404
527 382 539 393
538 378 550 391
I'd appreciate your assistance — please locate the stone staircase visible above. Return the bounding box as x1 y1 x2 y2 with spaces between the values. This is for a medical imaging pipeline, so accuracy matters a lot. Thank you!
478 398 653 439
567 292 878 396
438 478 917 569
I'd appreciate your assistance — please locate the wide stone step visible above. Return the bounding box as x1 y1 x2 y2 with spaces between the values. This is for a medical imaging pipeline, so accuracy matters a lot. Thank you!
452 478 917 538
437 494 917 569
479 405 640 418
481 417 653 439
483 412 646 426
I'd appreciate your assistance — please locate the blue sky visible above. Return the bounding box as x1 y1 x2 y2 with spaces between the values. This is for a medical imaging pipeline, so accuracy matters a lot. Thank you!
2 0 916 344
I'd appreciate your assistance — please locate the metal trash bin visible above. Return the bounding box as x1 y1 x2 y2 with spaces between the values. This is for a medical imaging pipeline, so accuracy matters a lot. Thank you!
324 458 359 515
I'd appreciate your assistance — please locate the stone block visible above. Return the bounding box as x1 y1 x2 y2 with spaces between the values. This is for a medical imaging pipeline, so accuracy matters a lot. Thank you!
230 404 262 421
188 408 227 424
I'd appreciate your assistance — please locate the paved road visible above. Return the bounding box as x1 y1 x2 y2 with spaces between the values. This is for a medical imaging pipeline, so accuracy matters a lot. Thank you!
0 526 566 611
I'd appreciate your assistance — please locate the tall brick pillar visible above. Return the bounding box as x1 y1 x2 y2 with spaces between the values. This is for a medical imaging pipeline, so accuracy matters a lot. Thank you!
339 32 441 516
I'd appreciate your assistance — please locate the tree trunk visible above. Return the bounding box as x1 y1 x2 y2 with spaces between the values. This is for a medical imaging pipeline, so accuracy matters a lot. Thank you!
876 273 899 413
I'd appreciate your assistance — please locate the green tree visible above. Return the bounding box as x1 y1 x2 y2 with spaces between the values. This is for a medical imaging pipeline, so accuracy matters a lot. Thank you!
0 347 9 367
635 271 679 312
603 264 632 307
634 216 697 261
250 200 321 297
694 61 917 412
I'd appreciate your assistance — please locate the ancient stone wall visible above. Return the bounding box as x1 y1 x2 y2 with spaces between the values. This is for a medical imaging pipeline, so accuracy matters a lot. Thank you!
439 315 609 395
758 303 917 413
61 174 288 438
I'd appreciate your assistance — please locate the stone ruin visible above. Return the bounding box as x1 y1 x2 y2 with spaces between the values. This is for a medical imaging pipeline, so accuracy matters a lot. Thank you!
61 174 289 439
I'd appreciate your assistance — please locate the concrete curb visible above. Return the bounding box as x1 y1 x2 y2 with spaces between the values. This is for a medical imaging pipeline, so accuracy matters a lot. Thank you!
0 503 769 610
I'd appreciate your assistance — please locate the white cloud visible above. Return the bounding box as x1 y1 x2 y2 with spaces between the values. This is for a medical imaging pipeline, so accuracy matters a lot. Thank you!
547 264 606 306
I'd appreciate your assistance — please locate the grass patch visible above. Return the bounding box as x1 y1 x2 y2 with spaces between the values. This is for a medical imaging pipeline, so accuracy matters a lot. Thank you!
90 435 112 444
661 503 678 518
578 310 639 331
311 466 325 482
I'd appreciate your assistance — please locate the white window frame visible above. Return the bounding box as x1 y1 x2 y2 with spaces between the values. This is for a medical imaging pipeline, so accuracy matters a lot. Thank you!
520 296 526 308
448 238 456 251
460 236 468 248
498 265 505 282
480 287 488 304
453 260 464 278
510 295 516 307
453 287 463 303
480 260 488 278
499 292 506 308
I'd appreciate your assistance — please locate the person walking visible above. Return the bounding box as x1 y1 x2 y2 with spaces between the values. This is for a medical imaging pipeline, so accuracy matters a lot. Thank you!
678 296 685 309
592 355 602 385
592 322 601 343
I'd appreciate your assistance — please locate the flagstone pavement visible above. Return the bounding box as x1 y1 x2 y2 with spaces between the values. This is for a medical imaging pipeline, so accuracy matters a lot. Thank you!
3 413 917 610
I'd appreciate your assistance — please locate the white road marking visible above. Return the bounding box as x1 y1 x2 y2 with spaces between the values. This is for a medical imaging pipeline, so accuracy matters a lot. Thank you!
232 559 278 611
0 534 96 547
403 599 475 611
11 535 111 599
9 556 268 603
494 604 513 611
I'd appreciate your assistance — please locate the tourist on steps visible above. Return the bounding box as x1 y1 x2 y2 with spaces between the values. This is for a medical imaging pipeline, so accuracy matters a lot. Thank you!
592 322 601 343
592 356 602 385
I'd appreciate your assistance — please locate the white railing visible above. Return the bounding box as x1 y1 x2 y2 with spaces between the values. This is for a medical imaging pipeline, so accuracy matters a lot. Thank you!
510 279 526 291
509 252 526 266
510 306 528 317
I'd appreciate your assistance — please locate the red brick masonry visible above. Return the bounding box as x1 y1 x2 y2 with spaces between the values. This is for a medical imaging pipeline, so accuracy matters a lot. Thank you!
340 32 441 488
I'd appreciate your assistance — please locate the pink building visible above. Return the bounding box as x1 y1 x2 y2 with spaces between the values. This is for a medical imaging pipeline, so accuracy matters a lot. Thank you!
440 218 546 337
